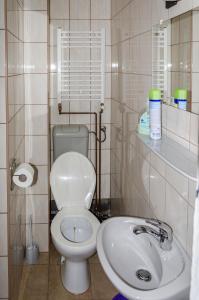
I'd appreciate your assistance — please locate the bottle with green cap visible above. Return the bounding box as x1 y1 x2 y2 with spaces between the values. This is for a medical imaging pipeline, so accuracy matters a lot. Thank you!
149 88 162 140
174 89 188 110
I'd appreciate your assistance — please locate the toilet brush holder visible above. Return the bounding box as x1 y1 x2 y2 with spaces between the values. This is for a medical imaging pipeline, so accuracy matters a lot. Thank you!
26 243 39 264
25 215 39 264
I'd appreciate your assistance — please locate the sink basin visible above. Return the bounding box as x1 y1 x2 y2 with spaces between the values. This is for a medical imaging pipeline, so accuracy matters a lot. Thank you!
97 217 191 300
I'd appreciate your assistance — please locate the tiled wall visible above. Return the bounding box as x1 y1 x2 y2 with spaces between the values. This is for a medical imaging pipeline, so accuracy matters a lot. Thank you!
0 0 8 298
111 0 199 257
24 0 49 252
0 0 26 299
7 0 26 296
49 0 111 201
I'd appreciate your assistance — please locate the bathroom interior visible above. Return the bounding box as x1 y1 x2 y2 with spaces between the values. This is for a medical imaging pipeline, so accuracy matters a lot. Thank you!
0 0 199 299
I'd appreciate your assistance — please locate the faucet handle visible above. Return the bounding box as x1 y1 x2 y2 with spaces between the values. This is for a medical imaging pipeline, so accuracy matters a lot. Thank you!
145 218 173 250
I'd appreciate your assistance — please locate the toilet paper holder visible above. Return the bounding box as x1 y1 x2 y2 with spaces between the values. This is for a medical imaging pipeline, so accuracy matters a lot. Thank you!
10 158 17 191
10 158 37 191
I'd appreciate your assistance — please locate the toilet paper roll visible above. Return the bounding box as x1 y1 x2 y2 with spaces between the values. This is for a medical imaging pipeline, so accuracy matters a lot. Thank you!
13 163 35 188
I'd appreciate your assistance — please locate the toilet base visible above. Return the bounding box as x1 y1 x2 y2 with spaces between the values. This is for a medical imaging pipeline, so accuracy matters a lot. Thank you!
61 257 90 294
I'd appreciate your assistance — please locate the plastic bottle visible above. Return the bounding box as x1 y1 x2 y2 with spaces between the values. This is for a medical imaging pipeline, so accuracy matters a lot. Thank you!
149 88 162 140
174 88 188 111
137 111 150 135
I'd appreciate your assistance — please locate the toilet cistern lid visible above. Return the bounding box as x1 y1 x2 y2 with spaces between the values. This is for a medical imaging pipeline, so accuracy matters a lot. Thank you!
50 152 96 210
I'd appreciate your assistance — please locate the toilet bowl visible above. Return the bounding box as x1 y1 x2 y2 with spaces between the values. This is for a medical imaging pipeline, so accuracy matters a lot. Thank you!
50 152 100 295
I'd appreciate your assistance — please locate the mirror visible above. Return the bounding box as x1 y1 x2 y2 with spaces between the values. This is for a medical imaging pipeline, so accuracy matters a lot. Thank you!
152 8 199 114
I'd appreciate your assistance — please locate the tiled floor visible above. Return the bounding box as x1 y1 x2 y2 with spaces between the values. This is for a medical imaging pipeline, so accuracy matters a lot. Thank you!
18 242 118 300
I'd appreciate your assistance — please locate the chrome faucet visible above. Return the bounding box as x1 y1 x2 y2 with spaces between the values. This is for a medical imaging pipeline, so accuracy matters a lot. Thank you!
133 218 173 251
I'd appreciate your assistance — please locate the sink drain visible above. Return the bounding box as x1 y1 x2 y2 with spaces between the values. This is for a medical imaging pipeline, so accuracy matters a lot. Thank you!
136 269 152 282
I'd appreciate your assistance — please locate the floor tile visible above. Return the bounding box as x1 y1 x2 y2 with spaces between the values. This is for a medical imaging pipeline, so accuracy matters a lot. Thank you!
90 264 117 299
19 265 49 299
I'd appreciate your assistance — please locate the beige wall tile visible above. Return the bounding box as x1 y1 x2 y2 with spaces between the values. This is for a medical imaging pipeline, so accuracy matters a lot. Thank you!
26 166 48 195
70 0 90 20
91 0 111 20
0 257 8 298
24 11 47 43
0 125 6 168
25 74 48 105
0 0 5 29
0 169 7 213
0 77 6 123
25 105 48 136
31 224 49 252
0 214 8 255
26 195 49 224
24 43 48 74
50 0 69 19
24 0 47 10
0 30 6 76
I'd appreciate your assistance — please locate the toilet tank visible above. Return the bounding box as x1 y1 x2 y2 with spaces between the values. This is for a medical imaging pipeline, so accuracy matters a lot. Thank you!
53 125 89 161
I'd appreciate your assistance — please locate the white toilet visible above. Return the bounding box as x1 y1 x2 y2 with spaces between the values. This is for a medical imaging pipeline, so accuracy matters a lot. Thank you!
50 151 100 295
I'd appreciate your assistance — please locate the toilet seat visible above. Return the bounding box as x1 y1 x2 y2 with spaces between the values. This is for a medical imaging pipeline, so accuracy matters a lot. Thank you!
50 152 96 210
51 207 100 256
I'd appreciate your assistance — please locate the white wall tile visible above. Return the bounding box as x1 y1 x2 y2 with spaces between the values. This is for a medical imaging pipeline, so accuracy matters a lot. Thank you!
0 214 7 255
24 11 47 43
150 167 166 219
193 10 199 41
187 205 194 256
25 136 48 165
190 112 199 145
192 72 199 102
188 179 197 208
166 105 190 141
165 165 189 200
150 152 166 177
25 74 48 105
192 42 199 72
0 257 8 298
24 43 47 74
165 183 188 249
25 105 48 135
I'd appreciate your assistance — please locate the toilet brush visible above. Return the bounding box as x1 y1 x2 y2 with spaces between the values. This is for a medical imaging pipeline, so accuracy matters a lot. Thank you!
25 215 39 264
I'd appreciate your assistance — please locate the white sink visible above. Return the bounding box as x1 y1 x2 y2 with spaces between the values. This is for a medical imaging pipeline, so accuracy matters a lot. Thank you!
97 217 191 300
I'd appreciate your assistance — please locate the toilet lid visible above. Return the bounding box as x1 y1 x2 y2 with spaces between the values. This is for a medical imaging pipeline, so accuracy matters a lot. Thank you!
50 152 96 210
